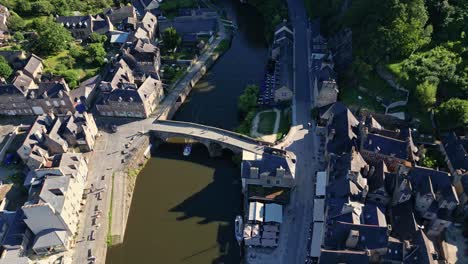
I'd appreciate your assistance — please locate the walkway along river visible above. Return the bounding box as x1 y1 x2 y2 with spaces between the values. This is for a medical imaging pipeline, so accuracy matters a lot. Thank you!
105 1 268 263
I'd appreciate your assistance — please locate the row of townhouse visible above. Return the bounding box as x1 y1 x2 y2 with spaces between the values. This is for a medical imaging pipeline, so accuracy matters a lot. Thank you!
0 112 98 262
311 102 461 264
0 55 76 116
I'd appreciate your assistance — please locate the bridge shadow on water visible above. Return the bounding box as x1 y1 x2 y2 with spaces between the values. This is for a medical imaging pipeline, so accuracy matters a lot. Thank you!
154 143 242 264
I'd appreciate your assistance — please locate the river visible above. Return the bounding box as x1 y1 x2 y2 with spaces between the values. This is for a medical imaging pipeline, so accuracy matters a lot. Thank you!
106 1 268 263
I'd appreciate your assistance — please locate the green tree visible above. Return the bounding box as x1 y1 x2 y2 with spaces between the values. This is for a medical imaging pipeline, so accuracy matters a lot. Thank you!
13 31 24 41
415 81 437 108
84 43 106 66
238 84 259 113
59 69 80 88
436 98 468 130
7 14 26 31
32 1 55 15
0 56 13 79
34 19 73 55
162 27 181 51
89 32 107 43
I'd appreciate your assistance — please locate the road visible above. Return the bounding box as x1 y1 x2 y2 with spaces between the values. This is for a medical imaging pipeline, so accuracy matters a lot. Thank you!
278 0 319 263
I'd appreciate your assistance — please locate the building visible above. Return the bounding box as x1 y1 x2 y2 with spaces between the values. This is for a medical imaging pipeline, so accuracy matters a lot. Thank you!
17 112 98 170
0 55 75 116
159 14 218 40
241 148 296 192
0 5 10 32
96 75 164 118
134 12 157 40
122 38 161 76
313 63 338 108
103 5 137 31
440 132 468 217
56 15 113 39
70 75 100 110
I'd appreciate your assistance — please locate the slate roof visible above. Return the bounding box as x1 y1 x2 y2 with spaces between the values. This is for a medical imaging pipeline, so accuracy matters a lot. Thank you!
56 16 91 27
103 6 136 25
390 200 419 241
324 103 360 155
324 220 389 250
29 80 70 99
384 237 404 262
327 178 363 199
0 84 24 96
362 203 387 227
363 133 412 160
328 150 368 180
408 166 459 204
12 71 36 92
367 161 388 192
442 132 468 172
241 152 294 179
404 229 437 264
159 17 218 36
32 229 67 250
319 249 370 264
1 210 28 258
23 54 43 77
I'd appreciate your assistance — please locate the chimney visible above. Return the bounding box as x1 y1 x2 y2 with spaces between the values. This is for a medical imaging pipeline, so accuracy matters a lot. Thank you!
329 128 336 141
276 167 286 178
58 90 63 98
129 97 134 102
345 229 359 249
250 167 259 178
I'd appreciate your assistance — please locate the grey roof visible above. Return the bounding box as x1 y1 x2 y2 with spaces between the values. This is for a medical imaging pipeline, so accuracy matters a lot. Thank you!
23 54 42 77
320 103 359 154
327 178 363 199
102 59 134 90
324 220 389 250
56 16 91 27
32 229 67 250
0 84 24 96
363 133 412 160
384 237 404 262
28 79 70 99
442 132 468 172
367 161 388 192
70 75 100 102
104 6 136 25
1 210 28 259
241 152 294 179
0 50 26 64
328 150 368 180
404 229 437 264
390 200 418 241
319 249 370 264
159 17 217 36
139 12 157 35
362 204 387 227
39 175 71 213
408 166 459 204
12 71 35 93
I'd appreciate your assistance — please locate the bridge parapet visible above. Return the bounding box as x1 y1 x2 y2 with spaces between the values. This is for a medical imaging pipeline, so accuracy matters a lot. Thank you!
154 120 274 146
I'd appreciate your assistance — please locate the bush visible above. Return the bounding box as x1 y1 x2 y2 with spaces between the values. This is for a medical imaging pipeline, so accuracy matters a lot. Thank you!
238 84 259 113
0 56 13 79
436 98 468 130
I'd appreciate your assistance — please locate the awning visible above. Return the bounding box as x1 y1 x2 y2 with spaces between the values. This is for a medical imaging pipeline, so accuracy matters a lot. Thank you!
265 203 283 223
313 199 325 222
248 202 264 222
316 171 327 197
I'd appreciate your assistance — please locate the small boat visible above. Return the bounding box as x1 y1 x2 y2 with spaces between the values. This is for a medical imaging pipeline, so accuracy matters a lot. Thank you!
183 144 192 156
235 215 243 244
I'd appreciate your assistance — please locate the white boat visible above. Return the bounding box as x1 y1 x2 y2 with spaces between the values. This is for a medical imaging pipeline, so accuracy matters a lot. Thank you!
235 215 243 244
183 144 192 156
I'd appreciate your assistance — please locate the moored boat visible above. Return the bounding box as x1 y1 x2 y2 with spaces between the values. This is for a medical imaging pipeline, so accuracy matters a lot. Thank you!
235 215 243 244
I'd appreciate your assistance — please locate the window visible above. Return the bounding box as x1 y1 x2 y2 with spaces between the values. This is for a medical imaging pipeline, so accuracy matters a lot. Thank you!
53 100 59 107
60 100 66 106
46 101 51 106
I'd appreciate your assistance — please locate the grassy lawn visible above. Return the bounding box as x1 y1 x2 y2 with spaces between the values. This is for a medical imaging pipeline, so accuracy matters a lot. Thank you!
360 71 407 102
340 85 386 113
258 111 277 135
277 108 291 140
43 48 100 88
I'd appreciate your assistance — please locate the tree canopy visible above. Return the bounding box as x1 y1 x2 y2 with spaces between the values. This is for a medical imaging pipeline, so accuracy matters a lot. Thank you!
34 19 73 55
84 43 106 66
238 84 259 113
415 81 437 108
435 98 468 130
0 56 13 79
162 27 181 51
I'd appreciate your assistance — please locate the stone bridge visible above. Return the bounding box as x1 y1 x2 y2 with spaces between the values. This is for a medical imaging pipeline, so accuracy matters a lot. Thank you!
150 120 273 157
